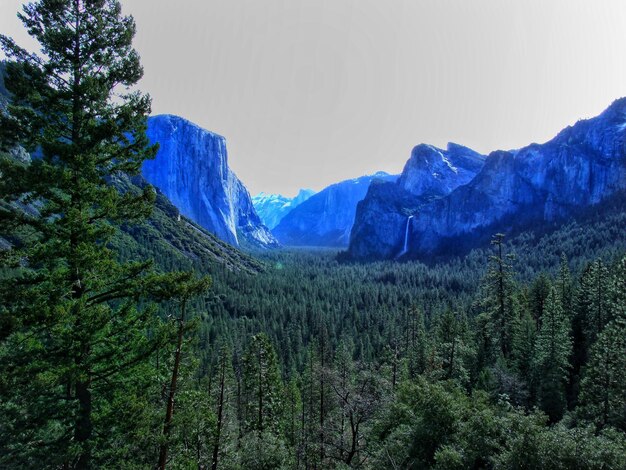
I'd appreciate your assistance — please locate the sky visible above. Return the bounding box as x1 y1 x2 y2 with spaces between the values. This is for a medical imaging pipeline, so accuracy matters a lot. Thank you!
2 1 626 196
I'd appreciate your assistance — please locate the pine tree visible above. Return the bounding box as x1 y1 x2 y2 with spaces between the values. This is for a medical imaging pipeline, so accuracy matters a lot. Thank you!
529 273 552 328
511 308 536 394
578 317 626 431
281 376 302 451
0 1 191 467
610 256 626 320
533 288 572 422
210 345 239 470
482 234 516 360
556 253 573 317
405 305 429 378
577 260 612 347
432 309 472 385
300 339 323 468
578 257 626 431
240 333 283 435
155 274 211 470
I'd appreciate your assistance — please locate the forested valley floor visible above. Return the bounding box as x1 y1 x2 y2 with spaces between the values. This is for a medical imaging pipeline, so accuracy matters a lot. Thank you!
109 204 626 469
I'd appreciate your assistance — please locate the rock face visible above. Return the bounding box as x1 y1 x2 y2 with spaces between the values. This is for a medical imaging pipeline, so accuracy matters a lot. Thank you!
349 98 626 260
349 143 486 259
142 115 278 248
252 189 315 230
273 172 398 247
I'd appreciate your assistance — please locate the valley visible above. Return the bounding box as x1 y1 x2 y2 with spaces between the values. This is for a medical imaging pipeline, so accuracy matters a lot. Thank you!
1 2 626 468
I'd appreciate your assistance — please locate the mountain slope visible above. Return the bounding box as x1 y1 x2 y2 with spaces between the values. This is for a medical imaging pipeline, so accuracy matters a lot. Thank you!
142 115 278 249
115 175 263 274
349 98 626 260
348 143 486 259
252 188 315 230
272 172 398 247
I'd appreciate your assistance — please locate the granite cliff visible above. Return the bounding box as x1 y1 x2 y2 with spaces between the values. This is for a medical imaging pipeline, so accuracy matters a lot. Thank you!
142 115 278 249
348 99 626 260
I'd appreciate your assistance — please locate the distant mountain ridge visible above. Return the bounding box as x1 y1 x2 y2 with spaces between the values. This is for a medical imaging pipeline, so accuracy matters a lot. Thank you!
252 189 315 230
273 172 398 247
348 98 626 260
142 115 278 249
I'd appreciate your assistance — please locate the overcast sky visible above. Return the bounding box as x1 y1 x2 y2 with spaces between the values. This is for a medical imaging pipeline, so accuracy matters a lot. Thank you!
2 0 626 196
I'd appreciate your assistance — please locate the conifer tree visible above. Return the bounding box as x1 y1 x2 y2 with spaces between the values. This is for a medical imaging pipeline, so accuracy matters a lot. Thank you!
529 273 552 328
482 234 516 360
577 260 612 347
210 346 239 470
578 257 626 431
0 1 192 467
556 253 573 317
405 305 429 378
282 376 302 451
300 339 324 468
511 308 536 393
610 256 626 320
533 288 572 422
155 274 211 470
240 333 283 435
578 316 626 431
432 309 472 385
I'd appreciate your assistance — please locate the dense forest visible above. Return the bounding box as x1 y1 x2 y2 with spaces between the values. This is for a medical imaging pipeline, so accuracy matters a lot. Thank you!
0 1 625 469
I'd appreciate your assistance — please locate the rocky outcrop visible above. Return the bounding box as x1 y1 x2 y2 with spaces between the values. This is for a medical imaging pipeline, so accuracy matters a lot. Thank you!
252 189 315 230
349 98 626 260
273 172 397 247
348 144 486 259
142 115 278 248
406 99 626 256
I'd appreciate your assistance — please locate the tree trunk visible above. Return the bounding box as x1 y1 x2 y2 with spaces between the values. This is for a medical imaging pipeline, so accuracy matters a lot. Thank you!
345 414 358 465
74 379 92 469
158 299 187 470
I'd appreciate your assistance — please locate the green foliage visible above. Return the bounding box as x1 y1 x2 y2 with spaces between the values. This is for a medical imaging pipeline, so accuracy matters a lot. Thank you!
0 1 209 467
533 288 572 421
238 431 290 470
241 333 283 434
578 316 626 431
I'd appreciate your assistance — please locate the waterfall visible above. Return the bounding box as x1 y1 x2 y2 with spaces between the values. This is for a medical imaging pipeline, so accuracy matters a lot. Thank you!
396 215 414 258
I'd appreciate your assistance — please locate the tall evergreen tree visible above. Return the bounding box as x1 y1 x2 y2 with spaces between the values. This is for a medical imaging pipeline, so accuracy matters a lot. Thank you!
155 274 211 470
0 1 191 467
511 308 536 396
529 273 552 328
432 309 472 385
482 234 516 360
210 346 239 470
578 316 626 431
405 305 429 379
578 257 626 431
533 288 572 422
556 253 573 317
240 333 283 435
577 260 612 348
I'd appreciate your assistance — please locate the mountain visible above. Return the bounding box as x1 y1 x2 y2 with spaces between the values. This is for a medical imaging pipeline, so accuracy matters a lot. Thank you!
272 172 398 247
348 98 626 260
115 175 263 274
348 143 486 260
252 188 315 230
142 115 278 249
